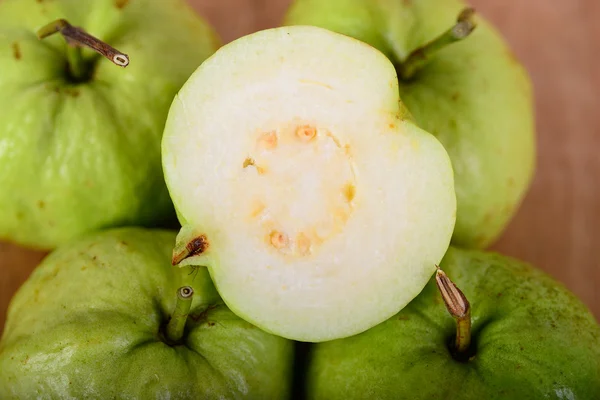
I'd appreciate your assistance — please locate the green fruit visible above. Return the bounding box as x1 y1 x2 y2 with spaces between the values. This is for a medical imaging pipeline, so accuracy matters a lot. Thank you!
162 25 456 342
284 0 536 248
304 247 600 399
0 0 220 250
0 227 294 399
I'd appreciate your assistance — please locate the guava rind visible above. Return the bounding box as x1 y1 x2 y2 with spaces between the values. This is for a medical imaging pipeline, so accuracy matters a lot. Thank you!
0 0 220 249
305 247 600 399
0 228 294 399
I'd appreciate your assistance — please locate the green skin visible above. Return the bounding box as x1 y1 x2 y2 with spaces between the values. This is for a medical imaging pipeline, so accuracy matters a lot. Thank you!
0 228 294 399
304 247 600 399
284 0 536 248
0 0 220 250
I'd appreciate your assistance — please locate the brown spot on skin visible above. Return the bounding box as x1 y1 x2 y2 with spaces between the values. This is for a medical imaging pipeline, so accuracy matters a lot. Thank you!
172 235 209 265
66 88 80 98
37 201 45 209
81 266 87 271
11 42 21 60
388 123 396 129
451 92 460 101
398 315 410 321
190 304 218 322
474 234 486 247
115 0 130 9
207 322 215 327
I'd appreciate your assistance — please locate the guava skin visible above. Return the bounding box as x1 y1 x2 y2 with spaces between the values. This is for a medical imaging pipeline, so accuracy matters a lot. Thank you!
0 0 220 250
304 247 600 400
285 0 536 248
0 228 294 399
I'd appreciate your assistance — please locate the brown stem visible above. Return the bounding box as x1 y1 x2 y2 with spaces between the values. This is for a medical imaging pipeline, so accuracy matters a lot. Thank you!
435 265 472 355
37 19 129 71
172 235 209 265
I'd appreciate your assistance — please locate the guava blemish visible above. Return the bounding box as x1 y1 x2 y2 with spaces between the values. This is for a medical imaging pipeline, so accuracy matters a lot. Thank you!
115 0 130 9
342 183 356 202
37 201 45 209
11 42 21 60
190 304 219 323
172 235 209 265
243 157 255 168
187 236 208 256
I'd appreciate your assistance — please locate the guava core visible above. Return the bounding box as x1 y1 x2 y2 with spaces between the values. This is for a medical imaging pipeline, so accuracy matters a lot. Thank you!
162 26 456 342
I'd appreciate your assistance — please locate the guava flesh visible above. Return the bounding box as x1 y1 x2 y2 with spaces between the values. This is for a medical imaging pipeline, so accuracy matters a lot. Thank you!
0 228 294 399
162 26 456 342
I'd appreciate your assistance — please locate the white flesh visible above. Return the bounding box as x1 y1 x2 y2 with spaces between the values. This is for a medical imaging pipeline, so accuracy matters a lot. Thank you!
162 26 456 342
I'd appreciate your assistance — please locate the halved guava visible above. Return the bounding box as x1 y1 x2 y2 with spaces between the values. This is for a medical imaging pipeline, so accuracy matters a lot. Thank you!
162 26 456 342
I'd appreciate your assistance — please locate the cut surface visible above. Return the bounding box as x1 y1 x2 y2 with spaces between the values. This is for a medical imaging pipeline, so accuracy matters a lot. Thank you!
162 26 456 342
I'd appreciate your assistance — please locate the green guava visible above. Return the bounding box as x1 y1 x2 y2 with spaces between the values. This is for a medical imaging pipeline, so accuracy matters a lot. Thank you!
303 247 600 399
0 0 220 249
162 25 456 342
284 0 536 248
0 227 294 399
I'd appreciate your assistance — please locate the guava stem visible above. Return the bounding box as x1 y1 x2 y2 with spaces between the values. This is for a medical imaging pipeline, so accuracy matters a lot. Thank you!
435 266 472 355
166 286 194 343
397 8 476 80
37 19 129 68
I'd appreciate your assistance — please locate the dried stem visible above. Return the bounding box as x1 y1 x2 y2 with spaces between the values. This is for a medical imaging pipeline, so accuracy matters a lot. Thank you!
37 19 129 75
435 265 472 354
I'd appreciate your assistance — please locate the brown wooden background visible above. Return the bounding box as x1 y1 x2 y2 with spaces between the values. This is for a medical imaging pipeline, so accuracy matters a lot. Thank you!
1 0 598 332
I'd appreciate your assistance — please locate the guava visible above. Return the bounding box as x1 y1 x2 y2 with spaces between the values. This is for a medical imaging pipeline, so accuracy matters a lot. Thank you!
0 0 220 249
284 0 536 248
162 26 456 342
303 246 600 399
0 227 294 399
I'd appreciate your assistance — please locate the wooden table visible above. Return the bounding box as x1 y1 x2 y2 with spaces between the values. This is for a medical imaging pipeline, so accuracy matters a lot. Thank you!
1 0 598 332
